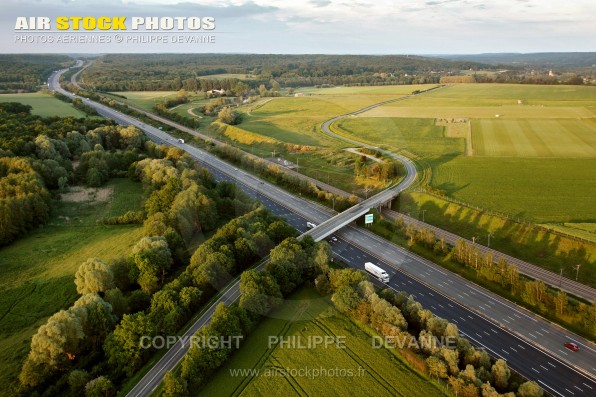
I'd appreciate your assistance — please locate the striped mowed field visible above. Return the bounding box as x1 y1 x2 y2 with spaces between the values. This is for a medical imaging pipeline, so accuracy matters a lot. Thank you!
472 118 596 157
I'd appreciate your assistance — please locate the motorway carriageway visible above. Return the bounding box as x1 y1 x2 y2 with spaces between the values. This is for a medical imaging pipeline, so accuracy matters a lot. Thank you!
48 69 595 396
209 167 596 397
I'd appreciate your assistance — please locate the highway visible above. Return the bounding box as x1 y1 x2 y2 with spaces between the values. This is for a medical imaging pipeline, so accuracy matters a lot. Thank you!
49 67 596 397
70 65 596 302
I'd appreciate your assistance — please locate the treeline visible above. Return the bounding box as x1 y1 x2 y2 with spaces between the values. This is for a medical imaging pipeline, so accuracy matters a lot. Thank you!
165 236 331 394
324 268 543 397
0 54 73 93
80 54 493 92
382 217 596 339
213 143 359 211
167 242 543 397
17 143 295 395
52 92 99 116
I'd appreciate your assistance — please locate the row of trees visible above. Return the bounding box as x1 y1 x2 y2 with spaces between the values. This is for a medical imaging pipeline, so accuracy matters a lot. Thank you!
394 218 596 338
165 235 330 395
214 143 359 211
321 266 542 397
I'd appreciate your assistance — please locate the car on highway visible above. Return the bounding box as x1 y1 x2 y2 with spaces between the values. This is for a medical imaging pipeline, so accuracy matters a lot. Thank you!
564 342 579 351
306 221 316 229
329 236 338 242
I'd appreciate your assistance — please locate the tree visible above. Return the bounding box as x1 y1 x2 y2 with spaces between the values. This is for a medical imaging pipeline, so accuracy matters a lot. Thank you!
332 285 361 312
73 294 117 347
26 309 85 367
74 258 115 295
85 376 115 397
427 356 448 379
440 346 460 376
239 270 283 317
163 371 187 397
130 236 173 293
491 359 510 390
554 290 568 316
104 313 156 376
517 381 543 397
312 242 332 275
217 107 239 125
68 369 91 396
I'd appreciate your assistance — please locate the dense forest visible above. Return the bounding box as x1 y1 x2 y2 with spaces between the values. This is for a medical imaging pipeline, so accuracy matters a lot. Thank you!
0 55 73 93
80 54 495 91
0 102 149 245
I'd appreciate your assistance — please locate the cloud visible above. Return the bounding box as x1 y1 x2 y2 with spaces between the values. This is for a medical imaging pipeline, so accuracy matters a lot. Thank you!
309 0 331 7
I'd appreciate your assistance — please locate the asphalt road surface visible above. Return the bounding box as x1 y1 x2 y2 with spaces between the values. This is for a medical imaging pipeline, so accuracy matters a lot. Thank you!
48 68 596 397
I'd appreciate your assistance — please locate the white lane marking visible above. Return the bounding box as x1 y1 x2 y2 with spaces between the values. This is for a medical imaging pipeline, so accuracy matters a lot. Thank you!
531 367 539 373
518 344 525 350
475 333 483 338
502 349 510 355
574 386 583 392
538 380 566 397
564 388 574 395
548 362 556 368
558 349 568 356
503 318 510 324
535 331 543 336
428 292 434 296
491 329 498 334
483 331 490 336
540 365 548 371
459 316 466 322
582 382 592 389
510 347 517 353
528 332 536 338
467 315 473 320
447 303 454 308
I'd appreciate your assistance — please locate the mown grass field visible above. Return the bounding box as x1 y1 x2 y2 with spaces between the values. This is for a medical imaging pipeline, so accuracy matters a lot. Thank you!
335 117 464 159
472 118 596 157
0 179 145 391
430 157 596 223
0 92 87 118
199 287 446 397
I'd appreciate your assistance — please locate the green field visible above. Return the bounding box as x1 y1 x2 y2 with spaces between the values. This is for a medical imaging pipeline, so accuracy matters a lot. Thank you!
105 91 181 111
335 117 464 159
430 157 596 223
297 84 437 96
472 118 596 157
0 92 87 118
199 287 446 397
331 84 596 227
0 179 145 391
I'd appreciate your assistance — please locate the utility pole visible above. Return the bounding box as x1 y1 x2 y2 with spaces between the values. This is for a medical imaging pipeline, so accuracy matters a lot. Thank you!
559 268 563 287
472 236 476 244
487 233 493 248
272 149 276 159
575 264 581 281
421 209 426 222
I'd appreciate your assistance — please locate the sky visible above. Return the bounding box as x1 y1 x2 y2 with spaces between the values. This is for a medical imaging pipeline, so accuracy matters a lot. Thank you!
2 0 595 54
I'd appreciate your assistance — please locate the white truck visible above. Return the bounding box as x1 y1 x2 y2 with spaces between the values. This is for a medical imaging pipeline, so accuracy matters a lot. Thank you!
365 262 390 283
